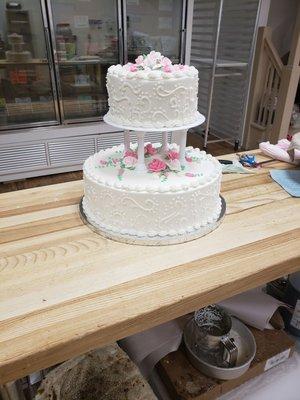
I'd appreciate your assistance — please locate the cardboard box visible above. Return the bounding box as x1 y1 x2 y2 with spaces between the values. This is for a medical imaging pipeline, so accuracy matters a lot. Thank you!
158 328 295 400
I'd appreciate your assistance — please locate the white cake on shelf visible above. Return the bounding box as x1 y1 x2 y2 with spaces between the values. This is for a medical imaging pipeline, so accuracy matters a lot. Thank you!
105 52 199 129
82 52 222 244
6 33 32 63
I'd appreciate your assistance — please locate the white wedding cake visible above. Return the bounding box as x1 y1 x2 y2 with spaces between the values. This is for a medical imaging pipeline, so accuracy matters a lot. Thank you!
82 52 222 244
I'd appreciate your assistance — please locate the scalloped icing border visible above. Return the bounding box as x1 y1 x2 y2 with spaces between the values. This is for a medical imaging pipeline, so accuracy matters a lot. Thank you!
104 112 202 130
82 196 222 239
107 66 198 81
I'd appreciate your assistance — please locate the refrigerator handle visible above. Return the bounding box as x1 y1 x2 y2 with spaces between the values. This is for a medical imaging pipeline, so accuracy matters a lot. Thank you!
44 26 53 69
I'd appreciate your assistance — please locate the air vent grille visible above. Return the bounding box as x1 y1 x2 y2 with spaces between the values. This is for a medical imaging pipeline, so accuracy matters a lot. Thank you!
97 131 171 150
0 143 47 172
48 137 96 166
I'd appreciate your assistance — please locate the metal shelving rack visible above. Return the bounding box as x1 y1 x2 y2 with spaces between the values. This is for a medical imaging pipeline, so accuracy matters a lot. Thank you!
190 0 262 151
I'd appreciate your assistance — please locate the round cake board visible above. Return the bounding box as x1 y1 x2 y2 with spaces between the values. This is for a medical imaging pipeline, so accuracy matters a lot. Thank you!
103 112 205 132
78 196 226 246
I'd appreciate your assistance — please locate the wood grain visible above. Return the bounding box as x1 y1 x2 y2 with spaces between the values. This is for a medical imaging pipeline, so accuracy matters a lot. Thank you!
0 151 299 384
0 181 83 218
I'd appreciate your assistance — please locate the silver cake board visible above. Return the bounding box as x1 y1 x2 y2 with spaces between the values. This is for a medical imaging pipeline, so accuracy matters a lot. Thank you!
79 196 226 246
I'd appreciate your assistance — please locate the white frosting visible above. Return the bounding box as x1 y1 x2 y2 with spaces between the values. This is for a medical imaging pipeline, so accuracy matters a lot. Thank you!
83 53 220 241
105 64 199 129
107 63 198 80
83 144 222 238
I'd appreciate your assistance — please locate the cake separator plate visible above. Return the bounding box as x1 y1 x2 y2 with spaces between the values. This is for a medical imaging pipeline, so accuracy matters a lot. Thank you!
103 112 205 132
79 195 226 246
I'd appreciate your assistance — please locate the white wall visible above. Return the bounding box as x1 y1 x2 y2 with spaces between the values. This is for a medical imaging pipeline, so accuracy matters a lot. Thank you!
257 0 271 27
267 0 298 57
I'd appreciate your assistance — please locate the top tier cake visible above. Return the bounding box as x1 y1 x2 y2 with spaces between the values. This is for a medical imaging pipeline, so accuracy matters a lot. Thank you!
105 51 199 129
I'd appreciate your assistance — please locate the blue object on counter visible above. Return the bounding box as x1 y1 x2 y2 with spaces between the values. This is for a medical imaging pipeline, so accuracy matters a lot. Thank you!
239 154 257 166
270 169 300 197
221 160 255 174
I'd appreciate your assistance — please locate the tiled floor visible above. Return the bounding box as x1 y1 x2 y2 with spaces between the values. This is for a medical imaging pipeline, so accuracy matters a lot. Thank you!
0 132 235 194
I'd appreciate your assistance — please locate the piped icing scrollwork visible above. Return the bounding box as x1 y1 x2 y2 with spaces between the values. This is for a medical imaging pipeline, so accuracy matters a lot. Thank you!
105 52 199 129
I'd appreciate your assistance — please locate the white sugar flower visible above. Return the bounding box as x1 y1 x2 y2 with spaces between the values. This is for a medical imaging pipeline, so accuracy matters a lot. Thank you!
166 159 181 172
135 55 144 65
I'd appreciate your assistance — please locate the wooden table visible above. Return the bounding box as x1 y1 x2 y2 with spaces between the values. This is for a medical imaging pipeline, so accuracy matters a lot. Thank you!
0 151 299 384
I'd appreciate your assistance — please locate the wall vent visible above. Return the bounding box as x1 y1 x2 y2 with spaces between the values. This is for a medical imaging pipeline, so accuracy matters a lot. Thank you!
48 137 96 166
0 143 47 173
97 131 172 151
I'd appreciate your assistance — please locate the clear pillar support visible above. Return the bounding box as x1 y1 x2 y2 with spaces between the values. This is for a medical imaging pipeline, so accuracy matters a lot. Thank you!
162 131 168 155
124 130 130 153
136 131 146 172
179 129 188 165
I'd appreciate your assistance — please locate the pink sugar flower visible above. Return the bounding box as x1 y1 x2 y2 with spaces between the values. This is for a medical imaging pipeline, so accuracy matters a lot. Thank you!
162 57 172 66
148 158 167 172
185 172 195 177
149 51 158 60
129 64 137 72
173 64 181 72
123 156 137 167
145 143 156 156
135 55 144 65
163 65 172 73
185 155 192 162
124 149 137 158
99 159 107 166
168 150 180 160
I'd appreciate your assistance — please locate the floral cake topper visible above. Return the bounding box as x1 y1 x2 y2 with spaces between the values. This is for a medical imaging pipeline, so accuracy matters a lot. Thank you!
97 143 202 182
125 51 189 74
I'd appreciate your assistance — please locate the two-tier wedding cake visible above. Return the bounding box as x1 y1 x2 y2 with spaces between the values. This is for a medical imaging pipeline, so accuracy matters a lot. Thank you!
82 52 222 244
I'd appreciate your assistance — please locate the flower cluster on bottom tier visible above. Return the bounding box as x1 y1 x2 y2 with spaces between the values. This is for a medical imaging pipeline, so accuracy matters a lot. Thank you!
83 143 222 238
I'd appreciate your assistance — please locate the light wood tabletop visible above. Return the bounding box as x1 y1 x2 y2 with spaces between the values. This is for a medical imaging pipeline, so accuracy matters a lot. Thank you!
0 150 299 384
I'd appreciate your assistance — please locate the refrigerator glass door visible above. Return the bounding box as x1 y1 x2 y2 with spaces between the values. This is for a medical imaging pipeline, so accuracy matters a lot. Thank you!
49 0 119 122
0 0 59 130
125 0 184 63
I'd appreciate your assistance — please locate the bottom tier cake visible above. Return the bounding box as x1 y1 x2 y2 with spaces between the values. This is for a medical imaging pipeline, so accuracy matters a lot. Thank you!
82 143 222 243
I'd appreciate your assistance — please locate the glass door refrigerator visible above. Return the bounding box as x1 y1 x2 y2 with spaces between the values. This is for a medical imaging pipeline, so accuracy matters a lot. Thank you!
48 0 120 123
0 0 59 130
124 0 185 64
0 0 187 182
0 0 186 128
